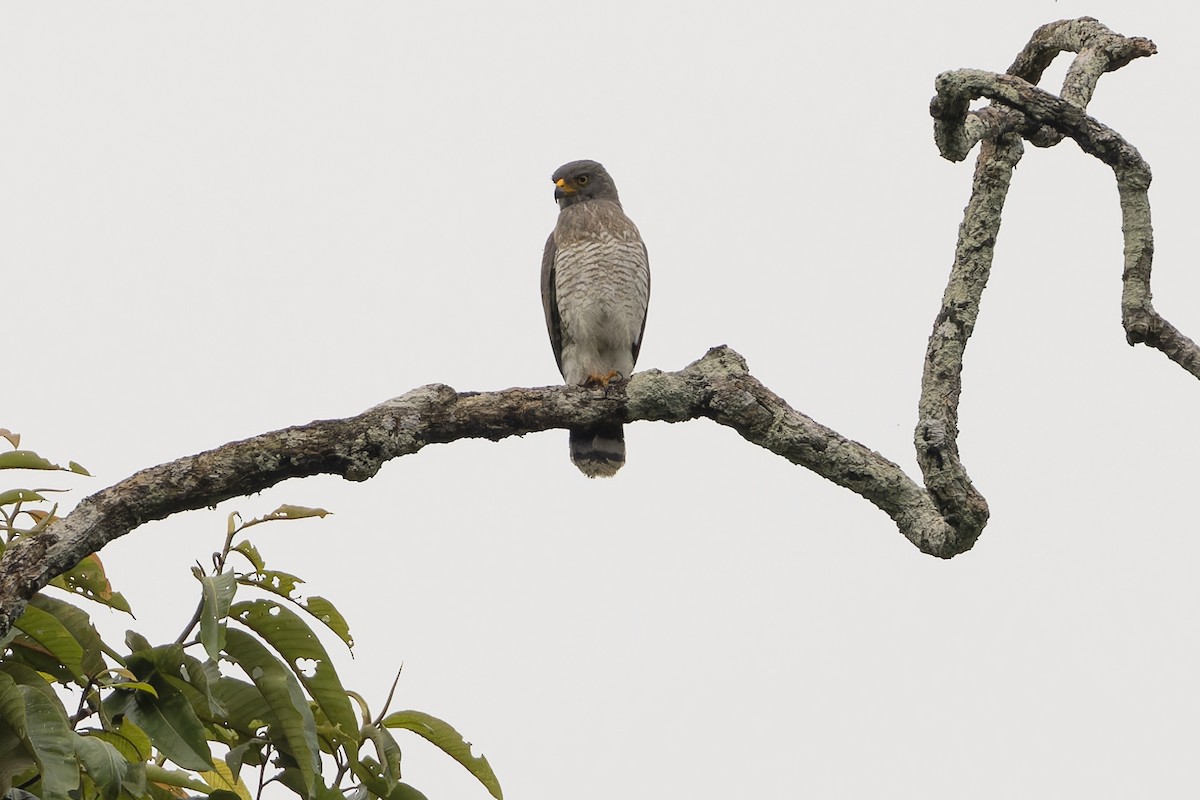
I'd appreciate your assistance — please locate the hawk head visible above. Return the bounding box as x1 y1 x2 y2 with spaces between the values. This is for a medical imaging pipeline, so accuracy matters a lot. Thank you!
552 160 620 208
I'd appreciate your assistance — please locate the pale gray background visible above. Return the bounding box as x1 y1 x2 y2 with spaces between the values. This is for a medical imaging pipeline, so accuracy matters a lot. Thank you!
3 2 1198 798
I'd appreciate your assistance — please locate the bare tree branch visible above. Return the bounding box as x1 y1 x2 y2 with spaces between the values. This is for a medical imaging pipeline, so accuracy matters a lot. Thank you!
915 17 1195 547
930 18 1196 376
2 18 1191 641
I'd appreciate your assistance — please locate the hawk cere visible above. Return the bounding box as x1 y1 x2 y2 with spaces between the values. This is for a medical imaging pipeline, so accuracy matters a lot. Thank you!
540 160 651 477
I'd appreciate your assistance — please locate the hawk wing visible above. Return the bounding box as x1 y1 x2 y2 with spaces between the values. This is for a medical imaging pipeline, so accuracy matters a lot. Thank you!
630 239 650 365
540 232 564 375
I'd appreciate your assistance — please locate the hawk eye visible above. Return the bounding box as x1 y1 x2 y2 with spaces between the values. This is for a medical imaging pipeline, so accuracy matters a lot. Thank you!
576 174 590 185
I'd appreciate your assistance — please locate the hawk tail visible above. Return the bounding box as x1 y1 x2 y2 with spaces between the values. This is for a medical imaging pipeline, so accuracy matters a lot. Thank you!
569 424 625 478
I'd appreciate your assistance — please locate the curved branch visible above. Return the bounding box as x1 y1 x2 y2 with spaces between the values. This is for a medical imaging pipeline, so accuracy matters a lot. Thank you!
916 17 1196 551
1 19 1191 643
0 346 966 637
933 54 1200 376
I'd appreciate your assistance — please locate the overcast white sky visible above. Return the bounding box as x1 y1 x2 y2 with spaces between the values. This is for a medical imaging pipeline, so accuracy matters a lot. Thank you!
4 3 1200 798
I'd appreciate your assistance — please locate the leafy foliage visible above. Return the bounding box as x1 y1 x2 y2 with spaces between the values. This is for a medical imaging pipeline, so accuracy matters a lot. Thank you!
0 431 503 800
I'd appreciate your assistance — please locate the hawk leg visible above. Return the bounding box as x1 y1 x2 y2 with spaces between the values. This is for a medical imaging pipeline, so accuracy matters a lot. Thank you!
582 370 621 388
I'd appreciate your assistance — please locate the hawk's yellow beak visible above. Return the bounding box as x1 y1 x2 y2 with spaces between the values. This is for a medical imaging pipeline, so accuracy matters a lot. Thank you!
555 178 577 193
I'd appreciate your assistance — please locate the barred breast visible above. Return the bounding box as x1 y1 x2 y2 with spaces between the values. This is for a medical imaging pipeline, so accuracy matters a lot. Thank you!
552 200 650 386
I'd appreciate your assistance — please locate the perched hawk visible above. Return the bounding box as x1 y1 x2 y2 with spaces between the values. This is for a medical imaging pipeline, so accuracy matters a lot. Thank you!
541 160 651 477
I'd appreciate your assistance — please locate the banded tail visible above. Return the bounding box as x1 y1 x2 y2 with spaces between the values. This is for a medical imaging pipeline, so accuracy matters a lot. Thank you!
569 423 625 478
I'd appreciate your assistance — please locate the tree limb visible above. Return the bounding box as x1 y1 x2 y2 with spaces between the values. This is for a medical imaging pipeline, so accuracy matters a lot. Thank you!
0 346 963 636
914 17 1193 549
930 19 1197 376
2 18 1191 641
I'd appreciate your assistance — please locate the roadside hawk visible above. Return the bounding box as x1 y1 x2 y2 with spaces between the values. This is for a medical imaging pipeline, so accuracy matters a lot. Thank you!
541 160 651 478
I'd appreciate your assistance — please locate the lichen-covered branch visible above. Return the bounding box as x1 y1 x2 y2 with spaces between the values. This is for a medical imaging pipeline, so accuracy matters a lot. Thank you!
914 135 1022 550
932 19 1197 377
1 18 1191 640
0 346 963 637
916 17 1196 551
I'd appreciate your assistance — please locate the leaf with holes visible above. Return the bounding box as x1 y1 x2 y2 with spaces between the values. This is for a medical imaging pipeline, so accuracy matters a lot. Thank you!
238 569 304 600
268 504 332 521
221 628 322 795
0 450 63 470
302 595 353 649
231 540 265 573
50 554 132 614
382 710 503 800
230 600 357 749
235 572 353 649
0 488 47 506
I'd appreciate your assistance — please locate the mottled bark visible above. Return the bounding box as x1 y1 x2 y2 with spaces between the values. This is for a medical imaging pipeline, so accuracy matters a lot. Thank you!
917 17 1191 552
0 346 959 635
1 18 1194 639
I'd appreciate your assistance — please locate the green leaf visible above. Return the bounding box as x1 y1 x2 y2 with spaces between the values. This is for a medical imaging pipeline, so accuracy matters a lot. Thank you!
143 763 213 793
74 733 129 800
0 450 62 470
230 600 357 747
12 599 86 681
382 710 503 800
359 722 403 782
389 784 432 800
199 758 252 800
235 573 354 649
0 721 36 795
0 488 47 506
68 461 92 476
0 661 60 705
9 681 80 797
125 630 152 653
121 759 148 797
0 671 34 791
105 642 215 770
103 676 213 771
222 627 322 796
4 635 75 684
237 569 304 599
224 738 267 777
211 677 275 736
87 720 152 763
27 593 106 677
302 596 354 649
231 540 265 573
353 755 397 798
50 554 132 614
108 678 158 697
199 572 238 661
176 653 225 719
